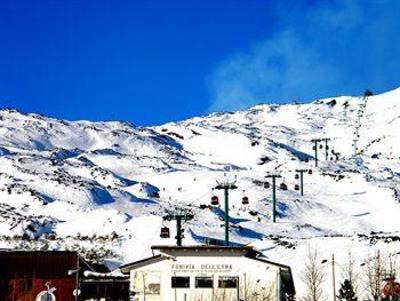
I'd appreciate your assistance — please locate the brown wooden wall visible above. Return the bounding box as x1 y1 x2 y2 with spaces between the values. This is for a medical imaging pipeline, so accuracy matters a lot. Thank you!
1 278 76 301
81 280 130 300
0 252 79 301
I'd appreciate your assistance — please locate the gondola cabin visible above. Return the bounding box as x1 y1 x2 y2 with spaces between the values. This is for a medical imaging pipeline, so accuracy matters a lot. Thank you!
211 195 219 206
279 183 288 191
160 227 171 238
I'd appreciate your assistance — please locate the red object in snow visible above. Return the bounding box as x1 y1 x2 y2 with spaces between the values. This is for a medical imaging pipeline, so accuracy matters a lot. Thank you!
381 281 400 297
211 195 219 206
160 226 170 238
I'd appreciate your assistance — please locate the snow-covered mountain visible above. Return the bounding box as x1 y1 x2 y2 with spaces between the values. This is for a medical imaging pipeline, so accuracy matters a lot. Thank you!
1 87 400 296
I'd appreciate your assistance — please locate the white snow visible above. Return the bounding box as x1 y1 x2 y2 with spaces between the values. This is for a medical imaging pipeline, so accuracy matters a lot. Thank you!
0 89 400 297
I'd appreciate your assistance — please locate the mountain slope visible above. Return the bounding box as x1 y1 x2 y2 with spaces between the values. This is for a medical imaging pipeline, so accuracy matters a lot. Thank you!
1 88 400 296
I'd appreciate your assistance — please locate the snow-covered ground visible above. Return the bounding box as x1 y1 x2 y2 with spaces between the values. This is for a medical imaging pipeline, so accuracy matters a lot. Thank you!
1 88 400 297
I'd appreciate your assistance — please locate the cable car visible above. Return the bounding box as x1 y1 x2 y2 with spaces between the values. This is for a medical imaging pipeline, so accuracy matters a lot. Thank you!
319 144 323 149
330 157 334 161
264 181 270 189
295 174 299 180
211 195 219 206
242 196 249 205
280 183 288 190
294 184 300 191
308 169 313 175
160 227 170 238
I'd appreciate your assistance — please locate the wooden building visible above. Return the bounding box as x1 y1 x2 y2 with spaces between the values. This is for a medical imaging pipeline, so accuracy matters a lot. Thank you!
81 271 130 300
0 250 129 301
0 250 90 301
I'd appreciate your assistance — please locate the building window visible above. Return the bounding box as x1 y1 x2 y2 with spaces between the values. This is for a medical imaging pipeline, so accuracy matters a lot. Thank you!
171 276 190 288
147 283 160 294
143 272 161 295
218 276 238 289
195 276 213 288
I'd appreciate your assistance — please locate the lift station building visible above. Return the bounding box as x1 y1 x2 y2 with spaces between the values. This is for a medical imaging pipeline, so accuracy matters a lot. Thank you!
120 245 295 301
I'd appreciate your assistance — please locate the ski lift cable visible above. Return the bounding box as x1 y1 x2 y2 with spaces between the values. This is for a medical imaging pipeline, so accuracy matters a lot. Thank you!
159 188 214 213
186 190 215 207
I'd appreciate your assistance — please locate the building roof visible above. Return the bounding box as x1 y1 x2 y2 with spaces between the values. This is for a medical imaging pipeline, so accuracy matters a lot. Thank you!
246 254 291 270
0 249 95 272
0 250 78 254
152 245 291 269
151 245 254 251
120 245 292 274
119 254 164 274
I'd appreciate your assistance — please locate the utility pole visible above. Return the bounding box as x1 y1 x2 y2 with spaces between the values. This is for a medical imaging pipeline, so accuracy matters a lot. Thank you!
215 181 237 246
377 249 381 301
332 254 336 301
295 169 308 196
266 172 281 223
311 139 322 167
164 210 194 246
322 138 331 161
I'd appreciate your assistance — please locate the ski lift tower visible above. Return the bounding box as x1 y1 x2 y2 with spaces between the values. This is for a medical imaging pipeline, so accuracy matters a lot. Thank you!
295 169 309 196
322 138 331 161
311 138 323 167
214 175 238 246
265 170 282 223
163 207 194 247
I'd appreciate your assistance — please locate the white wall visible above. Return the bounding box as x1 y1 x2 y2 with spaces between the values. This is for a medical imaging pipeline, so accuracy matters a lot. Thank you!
129 254 281 301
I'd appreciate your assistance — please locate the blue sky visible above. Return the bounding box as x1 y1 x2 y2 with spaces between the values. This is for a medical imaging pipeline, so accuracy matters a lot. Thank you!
0 0 399 125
